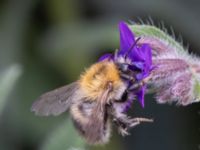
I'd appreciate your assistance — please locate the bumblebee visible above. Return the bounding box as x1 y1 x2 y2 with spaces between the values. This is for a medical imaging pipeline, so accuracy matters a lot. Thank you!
32 21 153 145
31 59 153 145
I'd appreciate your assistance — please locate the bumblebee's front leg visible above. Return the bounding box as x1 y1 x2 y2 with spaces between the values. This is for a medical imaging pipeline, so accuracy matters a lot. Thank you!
120 72 143 91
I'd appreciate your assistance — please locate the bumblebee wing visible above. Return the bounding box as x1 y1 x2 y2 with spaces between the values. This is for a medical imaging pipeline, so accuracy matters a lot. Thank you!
85 85 113 144
31 82 78 116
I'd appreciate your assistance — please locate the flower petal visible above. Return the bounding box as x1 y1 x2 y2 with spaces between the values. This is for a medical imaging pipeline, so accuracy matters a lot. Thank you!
141 44 152 68
98 53 113 61
129 47 145 62
136 85 146 107
118 21 135 56
122 93 135 112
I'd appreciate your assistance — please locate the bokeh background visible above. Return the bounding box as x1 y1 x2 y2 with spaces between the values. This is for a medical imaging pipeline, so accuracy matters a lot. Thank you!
0 0 200 150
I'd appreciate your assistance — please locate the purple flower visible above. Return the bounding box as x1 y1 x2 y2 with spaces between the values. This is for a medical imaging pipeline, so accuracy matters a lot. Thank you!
117 21 152 108
137 33 199 106
99 21 153 108
118 22 152 79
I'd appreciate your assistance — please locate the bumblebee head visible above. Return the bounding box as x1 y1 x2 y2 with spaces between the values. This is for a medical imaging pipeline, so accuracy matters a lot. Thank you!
116 62 129 73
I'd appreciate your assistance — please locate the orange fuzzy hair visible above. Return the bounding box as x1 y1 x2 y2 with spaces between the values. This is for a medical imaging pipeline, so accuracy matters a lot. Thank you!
79 61 124 101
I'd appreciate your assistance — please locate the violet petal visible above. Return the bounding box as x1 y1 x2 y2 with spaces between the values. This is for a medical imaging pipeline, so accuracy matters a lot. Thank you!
98 53 113 61
136 85 146 107
118 21 135 56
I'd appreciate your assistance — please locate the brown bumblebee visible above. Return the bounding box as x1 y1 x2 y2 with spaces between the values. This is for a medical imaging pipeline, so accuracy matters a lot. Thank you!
31 21 153 145
31 60 153 145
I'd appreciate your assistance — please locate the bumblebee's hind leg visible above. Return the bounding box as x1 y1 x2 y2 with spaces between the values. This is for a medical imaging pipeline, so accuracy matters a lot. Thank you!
113 115 153 136
109 104 153 136
129 117 153 127
112 115 131 136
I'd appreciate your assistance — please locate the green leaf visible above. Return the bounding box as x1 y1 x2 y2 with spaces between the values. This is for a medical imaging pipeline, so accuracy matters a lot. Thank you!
129 24 186 53
193 80 200 102
41 119 86 150
0 64 22 114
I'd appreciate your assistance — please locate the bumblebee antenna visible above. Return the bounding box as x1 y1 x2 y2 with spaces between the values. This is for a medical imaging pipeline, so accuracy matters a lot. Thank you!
125 37 141 59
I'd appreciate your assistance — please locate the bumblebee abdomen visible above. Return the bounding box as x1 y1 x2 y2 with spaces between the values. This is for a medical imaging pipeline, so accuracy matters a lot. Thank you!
70 101 111 145
72 117 111 145
79 61 124 100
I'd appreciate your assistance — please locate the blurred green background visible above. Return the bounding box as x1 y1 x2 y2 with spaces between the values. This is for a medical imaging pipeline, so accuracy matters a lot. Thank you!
0 0 199 150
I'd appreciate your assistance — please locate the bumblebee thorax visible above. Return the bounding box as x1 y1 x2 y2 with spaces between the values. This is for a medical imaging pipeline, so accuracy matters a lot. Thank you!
79 61 124 100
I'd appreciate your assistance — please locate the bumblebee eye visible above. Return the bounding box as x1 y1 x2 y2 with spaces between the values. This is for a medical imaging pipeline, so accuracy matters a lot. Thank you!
117 63 129 72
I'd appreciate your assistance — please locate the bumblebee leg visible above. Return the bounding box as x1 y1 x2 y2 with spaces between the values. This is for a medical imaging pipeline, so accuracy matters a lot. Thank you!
117 126 129 136
110 108 134 136
131 117 154 123
110 108 153 135
120 73 143 91
129 117 153 128
120 73 135 81
114 117 153 134
113 117 130 136
108 103 153 136
112 116 153 136
128 82 142 91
